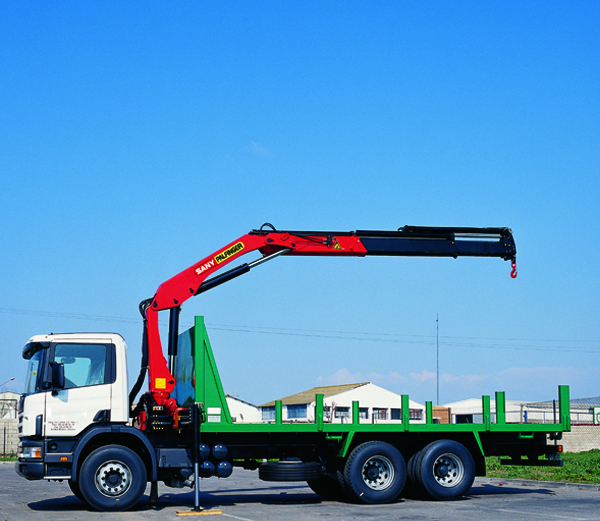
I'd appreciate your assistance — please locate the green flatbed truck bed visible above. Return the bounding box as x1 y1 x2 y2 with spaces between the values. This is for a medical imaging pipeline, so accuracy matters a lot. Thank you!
158 316 570 503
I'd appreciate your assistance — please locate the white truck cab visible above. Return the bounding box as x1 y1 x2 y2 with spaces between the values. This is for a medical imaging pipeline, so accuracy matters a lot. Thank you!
17 333 132 480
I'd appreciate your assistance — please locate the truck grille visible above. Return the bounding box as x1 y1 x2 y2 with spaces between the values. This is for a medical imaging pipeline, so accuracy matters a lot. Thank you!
18 396 24 434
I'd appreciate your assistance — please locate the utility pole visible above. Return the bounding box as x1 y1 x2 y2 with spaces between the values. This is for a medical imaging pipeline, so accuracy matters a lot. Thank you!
436 314 439 406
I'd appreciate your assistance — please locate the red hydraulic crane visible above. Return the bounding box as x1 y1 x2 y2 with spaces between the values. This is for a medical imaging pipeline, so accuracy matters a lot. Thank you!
131 224 517 426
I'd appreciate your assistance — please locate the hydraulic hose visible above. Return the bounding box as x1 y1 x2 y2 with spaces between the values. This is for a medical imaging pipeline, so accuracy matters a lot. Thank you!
129 298 153 415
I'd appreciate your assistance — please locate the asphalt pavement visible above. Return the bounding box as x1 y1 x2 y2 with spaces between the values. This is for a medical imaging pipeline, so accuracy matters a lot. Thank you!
1 462 599 520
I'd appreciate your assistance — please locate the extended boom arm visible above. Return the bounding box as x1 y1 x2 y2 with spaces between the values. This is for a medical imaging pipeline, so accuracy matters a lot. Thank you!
136 225 516 411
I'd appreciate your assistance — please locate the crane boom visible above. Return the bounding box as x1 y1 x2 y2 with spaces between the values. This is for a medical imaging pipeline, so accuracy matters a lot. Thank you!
134 224 516 413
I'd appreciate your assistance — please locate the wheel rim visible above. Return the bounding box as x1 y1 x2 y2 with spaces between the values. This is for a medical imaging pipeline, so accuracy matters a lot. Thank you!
432 453 464 488
95 461 132 497
361 455 395 491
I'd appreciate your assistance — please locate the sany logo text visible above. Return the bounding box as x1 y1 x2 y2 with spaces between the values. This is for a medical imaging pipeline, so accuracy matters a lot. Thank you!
195 259 215 276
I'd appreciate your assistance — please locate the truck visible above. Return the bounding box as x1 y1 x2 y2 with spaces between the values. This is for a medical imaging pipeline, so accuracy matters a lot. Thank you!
15 224 570 511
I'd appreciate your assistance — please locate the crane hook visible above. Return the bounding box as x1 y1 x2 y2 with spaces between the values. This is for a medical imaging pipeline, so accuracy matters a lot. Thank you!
510 258 518 279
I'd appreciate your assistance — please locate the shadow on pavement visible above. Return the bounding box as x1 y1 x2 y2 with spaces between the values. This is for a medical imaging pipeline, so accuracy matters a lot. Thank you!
469 484 555 497
26 483 554 513
26 489 325 513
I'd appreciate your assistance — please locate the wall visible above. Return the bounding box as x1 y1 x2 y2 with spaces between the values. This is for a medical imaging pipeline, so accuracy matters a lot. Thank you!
560 426 600 453
432 406 451 424
0 419 18 455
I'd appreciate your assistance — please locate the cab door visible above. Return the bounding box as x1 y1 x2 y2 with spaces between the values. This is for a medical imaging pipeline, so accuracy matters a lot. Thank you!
44 342 115 437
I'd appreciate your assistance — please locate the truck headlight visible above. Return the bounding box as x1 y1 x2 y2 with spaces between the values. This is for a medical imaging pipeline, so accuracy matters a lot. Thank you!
18 446 42 459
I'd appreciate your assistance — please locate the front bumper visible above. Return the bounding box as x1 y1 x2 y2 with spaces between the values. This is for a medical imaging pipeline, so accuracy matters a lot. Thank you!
15 460 45 480
15 440 44 480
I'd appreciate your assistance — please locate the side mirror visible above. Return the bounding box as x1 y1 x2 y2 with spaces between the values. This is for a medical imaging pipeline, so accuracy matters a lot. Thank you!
50 361 65 392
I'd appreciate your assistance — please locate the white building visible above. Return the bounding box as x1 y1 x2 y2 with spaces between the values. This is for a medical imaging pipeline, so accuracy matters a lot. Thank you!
442 397 521 424
226 394 261 423
443 396 599 425
0 392 19 420
259 382 425 424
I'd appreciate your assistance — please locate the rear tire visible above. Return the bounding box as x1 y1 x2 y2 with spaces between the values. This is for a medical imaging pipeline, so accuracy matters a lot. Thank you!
307 474 345 500
78 445 147 511
336 468 352 499
407 451 421 484
414 440 475 500
402 450 421 497
343 441 406 504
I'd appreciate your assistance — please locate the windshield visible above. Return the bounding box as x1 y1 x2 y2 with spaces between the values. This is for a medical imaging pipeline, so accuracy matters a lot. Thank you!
24 349 44 395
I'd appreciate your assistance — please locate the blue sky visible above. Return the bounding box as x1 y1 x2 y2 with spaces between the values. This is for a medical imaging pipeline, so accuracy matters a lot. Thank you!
1 1 598 406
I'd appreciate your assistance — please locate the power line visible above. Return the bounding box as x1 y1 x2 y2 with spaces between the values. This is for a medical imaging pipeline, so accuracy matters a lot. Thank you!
0 307 597 353
0 307 139 324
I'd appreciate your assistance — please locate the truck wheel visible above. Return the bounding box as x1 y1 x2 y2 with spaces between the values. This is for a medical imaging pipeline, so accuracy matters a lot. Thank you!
402 450 421 497
336 468 352 499
307 474 345 500
414 440 475 500
259 460 322 481
78 445 147 511
407 451 421 484
343 441 406 504
68 479 84 502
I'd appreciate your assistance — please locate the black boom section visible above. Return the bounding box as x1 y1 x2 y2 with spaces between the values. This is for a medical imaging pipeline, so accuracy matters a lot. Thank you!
360 237 516 259
358 226 516 260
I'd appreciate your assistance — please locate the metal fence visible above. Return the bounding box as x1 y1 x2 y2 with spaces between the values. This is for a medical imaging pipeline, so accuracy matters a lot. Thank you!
459 396 600 453
520 396 600 451
521 396 600 426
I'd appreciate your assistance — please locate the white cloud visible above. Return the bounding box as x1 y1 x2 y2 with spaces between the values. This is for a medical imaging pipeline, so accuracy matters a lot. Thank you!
249 141 272 156
408 370 436 383
315 368 407 387
315 368 363 386
315 365 599 404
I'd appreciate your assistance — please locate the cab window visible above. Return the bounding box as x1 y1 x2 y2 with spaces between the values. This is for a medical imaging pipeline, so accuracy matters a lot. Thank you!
52 343 112 388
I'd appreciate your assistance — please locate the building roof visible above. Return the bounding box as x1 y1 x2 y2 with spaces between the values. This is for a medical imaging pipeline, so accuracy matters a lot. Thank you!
0 391 20 400
226 394 258 408
260 382 369 407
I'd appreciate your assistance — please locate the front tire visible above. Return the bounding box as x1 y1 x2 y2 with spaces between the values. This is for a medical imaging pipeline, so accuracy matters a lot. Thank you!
414 440 475 500
68 479 84 502
343 441 406 504
78 445 147 511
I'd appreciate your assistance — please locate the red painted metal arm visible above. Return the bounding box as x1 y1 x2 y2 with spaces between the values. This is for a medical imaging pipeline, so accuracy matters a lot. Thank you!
146 231 368 397
144 225 516 400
